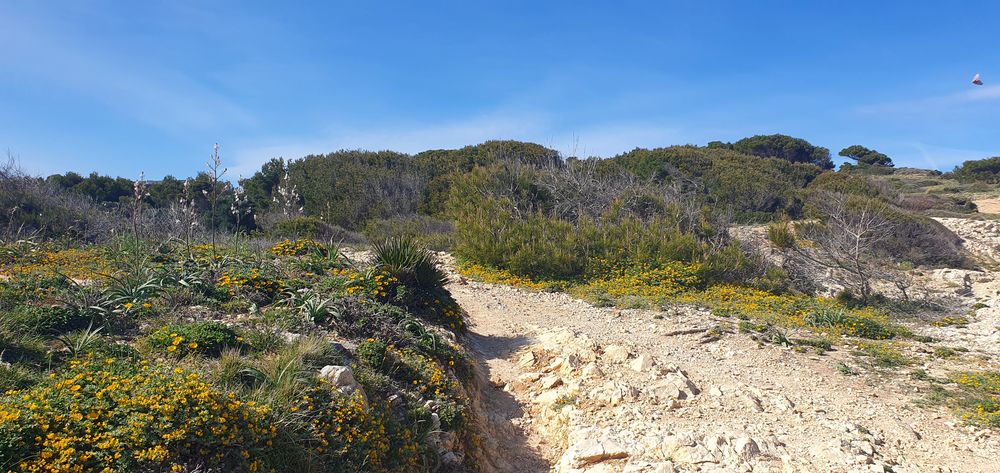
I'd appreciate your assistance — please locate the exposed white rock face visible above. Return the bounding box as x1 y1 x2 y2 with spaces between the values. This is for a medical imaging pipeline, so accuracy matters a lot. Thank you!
630 353 654 373
319 365 361 396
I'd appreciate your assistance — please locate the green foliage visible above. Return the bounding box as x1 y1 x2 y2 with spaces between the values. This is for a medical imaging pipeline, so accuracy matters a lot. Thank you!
730 134 834 169
415 140 561 216
839 145 893 167
288 150 424 229
951 156 1000 183
598 145 822 221
852 341 911 368
364 215 455 251
145 321 240 357
805 171 887 198
766 222 796 249
357 338 389 369
269 216 339 240
371 236 449 293
46 171 133 203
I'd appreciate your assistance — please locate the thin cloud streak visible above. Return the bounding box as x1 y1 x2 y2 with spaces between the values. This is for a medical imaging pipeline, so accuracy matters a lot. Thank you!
857 85 1000 116
0 7 255 134
900 142 993 171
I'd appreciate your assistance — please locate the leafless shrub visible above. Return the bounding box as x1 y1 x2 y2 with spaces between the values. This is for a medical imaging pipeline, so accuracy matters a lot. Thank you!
777 192 897 301
0 152 119 242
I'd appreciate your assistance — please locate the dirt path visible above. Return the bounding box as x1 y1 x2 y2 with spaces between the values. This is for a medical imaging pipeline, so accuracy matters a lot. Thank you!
451 269 1000 472
973 197 1000 215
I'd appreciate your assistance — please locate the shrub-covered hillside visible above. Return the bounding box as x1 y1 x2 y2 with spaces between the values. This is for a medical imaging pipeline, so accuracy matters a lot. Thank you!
0 235 479 472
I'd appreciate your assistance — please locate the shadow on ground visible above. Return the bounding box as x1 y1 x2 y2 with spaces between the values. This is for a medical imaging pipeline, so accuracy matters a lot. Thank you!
462 331 550 472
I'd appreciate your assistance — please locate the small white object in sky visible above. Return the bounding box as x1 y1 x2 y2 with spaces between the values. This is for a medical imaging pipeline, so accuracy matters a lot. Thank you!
972 73 983 85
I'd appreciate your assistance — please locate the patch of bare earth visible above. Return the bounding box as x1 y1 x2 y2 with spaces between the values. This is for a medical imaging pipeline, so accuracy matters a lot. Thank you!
973 197 1000 215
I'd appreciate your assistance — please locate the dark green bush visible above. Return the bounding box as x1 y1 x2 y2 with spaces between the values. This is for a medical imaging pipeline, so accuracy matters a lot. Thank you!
269 216 351 241
363 215 454 251
951 156 1000 183
145 321 240 357
357 338 388 369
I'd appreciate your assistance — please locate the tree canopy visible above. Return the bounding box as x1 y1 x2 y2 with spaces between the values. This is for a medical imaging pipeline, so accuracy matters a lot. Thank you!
951 156 1000 183
838 145 893 167
730 134 833 169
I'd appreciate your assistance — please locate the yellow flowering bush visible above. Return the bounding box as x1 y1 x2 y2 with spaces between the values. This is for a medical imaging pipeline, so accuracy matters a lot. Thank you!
949 371 1000 427
344 270 399 300
216 267 283 302
294 387 421 471
456 263 550 291
0 359 275 472
677 285 899 339
0 245 110 281
584 261 702 299
270 239 321 257
932 315 970 328
392 348 458 399
145 322 239 358
345 269 466 331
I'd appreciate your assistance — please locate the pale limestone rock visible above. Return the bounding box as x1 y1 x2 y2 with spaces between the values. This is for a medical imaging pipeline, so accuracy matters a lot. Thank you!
732 437 760 461
561 437 629 469
319 365 361 396
518 350 537 367
741 392 764 412
772 395 795 412
592 380 639 406
581 362 604 380
604 344 631 363
647 373 699 402
539 375 564 390
630 353 654 372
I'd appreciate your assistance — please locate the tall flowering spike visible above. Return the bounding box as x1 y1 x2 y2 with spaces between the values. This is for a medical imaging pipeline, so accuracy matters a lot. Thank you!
273 163 302 217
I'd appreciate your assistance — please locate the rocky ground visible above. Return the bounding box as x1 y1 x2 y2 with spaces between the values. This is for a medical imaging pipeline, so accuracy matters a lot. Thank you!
456 217 1000 472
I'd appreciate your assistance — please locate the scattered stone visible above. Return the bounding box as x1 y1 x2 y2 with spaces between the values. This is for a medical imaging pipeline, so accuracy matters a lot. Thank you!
630 353 654 372
581 362 604 379
518 351 537 367
604 344 631 363
561 438 629 468
539 375 564 390
319 365 361 396
732 437 760 461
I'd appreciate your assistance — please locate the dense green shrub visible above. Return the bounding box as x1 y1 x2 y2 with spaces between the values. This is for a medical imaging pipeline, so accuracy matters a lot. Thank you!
598 145 822 221
729 134 833 169
447 163 757 287
805 171 889 198
145 321 240 357
269 216 340 240
951 156 1000 183
287 150 425 229
364 215 454 251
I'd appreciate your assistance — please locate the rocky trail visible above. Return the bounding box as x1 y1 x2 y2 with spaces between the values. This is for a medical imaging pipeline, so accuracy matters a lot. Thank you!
451 217 1000 472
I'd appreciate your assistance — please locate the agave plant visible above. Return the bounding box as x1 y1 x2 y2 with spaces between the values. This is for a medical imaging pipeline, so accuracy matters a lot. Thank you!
103 271 163 307
299 295 333 324
400 316 441 352
371 236 449 291
55 322 104 358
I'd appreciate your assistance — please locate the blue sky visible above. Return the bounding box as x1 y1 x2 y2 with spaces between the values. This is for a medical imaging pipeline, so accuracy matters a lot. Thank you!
2 1 999 179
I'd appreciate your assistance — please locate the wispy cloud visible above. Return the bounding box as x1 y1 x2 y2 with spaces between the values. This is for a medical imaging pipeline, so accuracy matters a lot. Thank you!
898 141 992 171
0 5 255 134
856 84 1000 116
